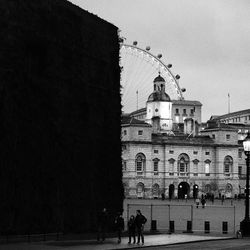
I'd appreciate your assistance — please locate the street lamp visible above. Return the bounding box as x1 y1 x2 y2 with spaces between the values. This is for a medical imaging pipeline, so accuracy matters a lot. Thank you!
240 132 250 236
179 185 182 199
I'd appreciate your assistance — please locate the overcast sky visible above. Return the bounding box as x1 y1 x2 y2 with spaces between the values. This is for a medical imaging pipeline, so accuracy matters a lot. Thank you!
70 0 250 122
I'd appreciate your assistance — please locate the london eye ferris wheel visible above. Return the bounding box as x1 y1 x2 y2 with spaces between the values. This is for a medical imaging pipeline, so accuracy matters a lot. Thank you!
120 40 186 114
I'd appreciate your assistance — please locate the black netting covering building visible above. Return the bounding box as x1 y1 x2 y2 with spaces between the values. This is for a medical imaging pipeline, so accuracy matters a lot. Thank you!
0 0 123 234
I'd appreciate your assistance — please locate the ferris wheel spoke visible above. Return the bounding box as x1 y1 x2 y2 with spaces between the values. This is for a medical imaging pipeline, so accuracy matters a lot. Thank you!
121 43 184 113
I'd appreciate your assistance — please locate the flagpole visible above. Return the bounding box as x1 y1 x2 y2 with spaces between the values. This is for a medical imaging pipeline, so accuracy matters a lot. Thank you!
136 90 138 111
228 93 230 114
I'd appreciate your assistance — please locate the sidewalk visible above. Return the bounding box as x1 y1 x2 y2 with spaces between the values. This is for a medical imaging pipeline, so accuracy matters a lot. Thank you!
0 233 233 250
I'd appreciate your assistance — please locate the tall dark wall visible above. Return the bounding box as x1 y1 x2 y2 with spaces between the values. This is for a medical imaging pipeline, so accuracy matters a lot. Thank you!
0 0 123 234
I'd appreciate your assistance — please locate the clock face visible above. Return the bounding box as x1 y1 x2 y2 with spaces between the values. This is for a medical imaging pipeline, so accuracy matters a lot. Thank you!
155 108 158 112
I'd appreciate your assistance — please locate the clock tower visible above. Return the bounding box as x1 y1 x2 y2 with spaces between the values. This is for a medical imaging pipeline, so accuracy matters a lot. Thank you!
145 75 173 132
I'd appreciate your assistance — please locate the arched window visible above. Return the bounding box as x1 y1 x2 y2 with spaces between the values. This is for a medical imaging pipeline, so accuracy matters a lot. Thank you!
152 183 160 198
224 156 233 175
226 183 233 192
135 153 146 175
153 158 159 175
177 154 190 176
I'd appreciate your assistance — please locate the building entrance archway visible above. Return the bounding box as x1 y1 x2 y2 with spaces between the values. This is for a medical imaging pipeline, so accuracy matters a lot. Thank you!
169 184 175 200
193 184 199 199
178 182 190 199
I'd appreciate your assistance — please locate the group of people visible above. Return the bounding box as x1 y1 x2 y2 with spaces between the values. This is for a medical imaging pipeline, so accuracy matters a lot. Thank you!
195 197 206 208
127 210 147 245
114 209 147 245
97 208 147 245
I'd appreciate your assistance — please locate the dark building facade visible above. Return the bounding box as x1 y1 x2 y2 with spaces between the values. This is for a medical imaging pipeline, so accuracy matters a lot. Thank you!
0 0 123 234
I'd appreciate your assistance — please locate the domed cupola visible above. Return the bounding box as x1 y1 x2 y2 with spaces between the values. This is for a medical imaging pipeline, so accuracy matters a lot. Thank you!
147 92 171 102
153 75 165 83
145 74 173 132
148 74 171 102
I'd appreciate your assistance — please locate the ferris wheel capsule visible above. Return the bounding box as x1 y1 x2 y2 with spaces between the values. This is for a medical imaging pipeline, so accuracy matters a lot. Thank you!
120 43 184 112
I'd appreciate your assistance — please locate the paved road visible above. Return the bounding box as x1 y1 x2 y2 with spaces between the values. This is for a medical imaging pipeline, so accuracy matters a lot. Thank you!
145 239 250 250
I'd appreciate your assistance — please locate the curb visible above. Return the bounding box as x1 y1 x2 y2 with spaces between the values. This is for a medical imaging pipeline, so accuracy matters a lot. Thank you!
106 237 236 250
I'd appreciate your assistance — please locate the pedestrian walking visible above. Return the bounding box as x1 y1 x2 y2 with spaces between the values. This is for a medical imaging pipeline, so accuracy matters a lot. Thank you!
135 210 147 245
127 215 136 244
222 195 225 205
97 207 108 242
201 198 206 208
211 194 214 204
114 212 124 244
195 198 200 208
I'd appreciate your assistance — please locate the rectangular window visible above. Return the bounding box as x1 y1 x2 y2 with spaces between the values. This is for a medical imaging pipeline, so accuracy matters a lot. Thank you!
205 151 210 155
205 163 210 176
122 161 127 171
190 109 194 115
238 150 242 158
124 130 127 135
138 130 143 135
169 150 174 154
169 162 174 173
154 149 159 154
226 134 230 140
153 161 158 175
175 108 179 114
193 162 198 173
212 134 215 139
183 109 186 115
193 151 198 155
238 166 242 177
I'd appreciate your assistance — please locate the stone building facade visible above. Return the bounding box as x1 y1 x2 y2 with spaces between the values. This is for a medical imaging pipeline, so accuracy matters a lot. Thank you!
122 75 242 199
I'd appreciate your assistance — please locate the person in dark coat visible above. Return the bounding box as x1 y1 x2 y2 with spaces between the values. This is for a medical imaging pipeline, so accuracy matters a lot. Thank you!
97 207 108 242
114 212 124 243
127 215 136 244
135 210 147 245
